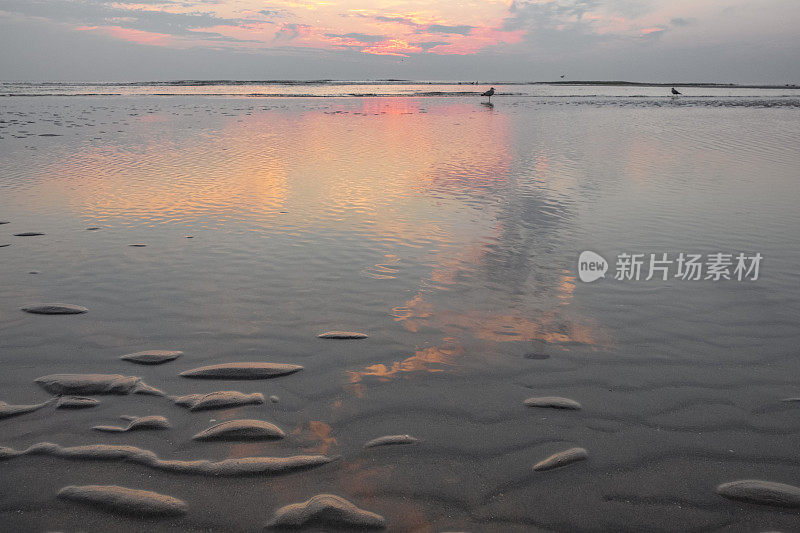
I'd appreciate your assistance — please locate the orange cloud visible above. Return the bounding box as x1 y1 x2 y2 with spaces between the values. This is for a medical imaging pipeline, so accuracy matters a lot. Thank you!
361 39 423 56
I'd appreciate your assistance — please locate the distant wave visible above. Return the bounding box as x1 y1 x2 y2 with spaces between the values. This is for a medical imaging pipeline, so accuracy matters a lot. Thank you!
2 80 489 87
2 80 797 88
3 93 799 108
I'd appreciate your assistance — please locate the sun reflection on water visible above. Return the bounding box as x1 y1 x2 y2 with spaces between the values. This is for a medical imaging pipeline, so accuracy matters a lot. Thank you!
16 98 609 396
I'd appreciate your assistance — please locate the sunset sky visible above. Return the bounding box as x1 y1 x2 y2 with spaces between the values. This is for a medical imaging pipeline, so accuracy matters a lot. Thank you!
1 0 798 82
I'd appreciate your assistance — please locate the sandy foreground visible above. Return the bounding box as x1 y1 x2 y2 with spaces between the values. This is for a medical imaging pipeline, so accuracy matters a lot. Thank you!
1 95 799 531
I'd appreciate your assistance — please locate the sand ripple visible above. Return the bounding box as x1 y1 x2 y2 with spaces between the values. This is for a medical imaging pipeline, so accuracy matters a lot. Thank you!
0 399 52 420
58 484 188 517
55 396 99 409
716 479 800 508
524 396 582 410
92 415 170 433
364 435 419 448
318 331 368 339
35 374 163 396
533 447 588 471
179 362 302 379
193 419 285 441
22 303 88 315
172 391 264 411
120 350 182 365
265 494 385 529
0 442 335 476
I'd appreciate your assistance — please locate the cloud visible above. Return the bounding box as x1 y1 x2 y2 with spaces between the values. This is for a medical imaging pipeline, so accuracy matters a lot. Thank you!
273 22 310 41
421 24 473 36
0 0 258 42
499 0 680 56
258 7 291 18
503 0 600 32
599 0 655 19
372 14 418 26
640 26 666 39
361 39 423 57
98 0 179 4
358 13 473 36
0 2 521 56
501 0 613 55
2 0 799 82
414 40 450 51
335 10 518 56
0 0 711 63
324 32 385 43
78 24 173 46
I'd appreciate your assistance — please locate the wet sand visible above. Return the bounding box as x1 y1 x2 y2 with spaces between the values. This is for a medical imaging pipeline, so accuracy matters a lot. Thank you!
1 94 799 531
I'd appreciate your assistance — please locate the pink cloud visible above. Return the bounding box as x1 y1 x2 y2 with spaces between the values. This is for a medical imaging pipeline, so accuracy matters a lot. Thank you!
73 5 528 57
422 26 525 55
78 25 175 46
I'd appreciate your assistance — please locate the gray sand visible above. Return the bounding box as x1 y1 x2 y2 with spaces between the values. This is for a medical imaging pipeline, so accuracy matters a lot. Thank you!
2 95 800 532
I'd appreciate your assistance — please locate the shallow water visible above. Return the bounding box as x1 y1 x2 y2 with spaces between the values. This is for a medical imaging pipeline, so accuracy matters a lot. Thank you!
1 93 799 532
3 80 800 98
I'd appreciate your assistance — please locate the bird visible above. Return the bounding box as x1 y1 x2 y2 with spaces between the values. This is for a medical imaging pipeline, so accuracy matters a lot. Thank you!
560 74 566 79
482 87 495 102
671 87 681 95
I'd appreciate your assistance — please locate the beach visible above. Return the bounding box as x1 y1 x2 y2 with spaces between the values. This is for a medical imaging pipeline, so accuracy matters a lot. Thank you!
1 86 800 531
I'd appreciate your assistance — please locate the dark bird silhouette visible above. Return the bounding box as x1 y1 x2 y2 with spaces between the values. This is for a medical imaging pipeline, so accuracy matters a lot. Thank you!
482 87 495 102
671 87 681 95
560 75 566 78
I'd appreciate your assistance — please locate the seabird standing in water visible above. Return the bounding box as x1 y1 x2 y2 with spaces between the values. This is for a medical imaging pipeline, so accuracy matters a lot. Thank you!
671 87 682 95
482 87 495 102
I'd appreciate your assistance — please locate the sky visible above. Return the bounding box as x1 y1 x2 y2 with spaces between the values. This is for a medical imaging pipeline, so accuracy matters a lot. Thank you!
0 0 798 82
